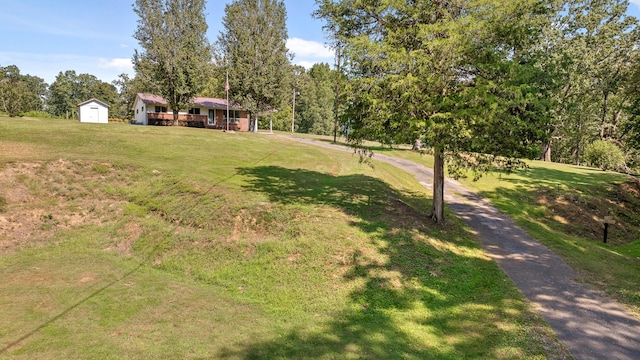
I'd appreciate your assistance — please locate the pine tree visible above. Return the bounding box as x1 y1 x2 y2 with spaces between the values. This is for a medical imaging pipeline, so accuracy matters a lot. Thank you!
133 0 212 125
216 0 291 129
316 0 553 223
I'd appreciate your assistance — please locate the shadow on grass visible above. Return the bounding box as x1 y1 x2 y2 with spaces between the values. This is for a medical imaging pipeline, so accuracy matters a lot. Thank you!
503 165 626 192
477 166 637 245
216 166 556 359
313 137 412 153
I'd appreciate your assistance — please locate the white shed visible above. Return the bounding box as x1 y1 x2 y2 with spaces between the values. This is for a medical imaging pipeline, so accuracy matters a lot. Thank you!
78 98 109 124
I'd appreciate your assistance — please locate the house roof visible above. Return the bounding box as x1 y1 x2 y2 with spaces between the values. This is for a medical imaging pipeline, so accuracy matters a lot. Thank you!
77 98 109 108
136 93 242 110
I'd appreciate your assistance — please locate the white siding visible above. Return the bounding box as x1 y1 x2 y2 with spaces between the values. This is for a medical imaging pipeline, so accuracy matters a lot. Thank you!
78 100 108 123
133 98 147 125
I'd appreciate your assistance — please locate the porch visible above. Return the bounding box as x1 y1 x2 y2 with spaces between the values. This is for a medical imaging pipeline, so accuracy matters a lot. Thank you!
147 113 207 128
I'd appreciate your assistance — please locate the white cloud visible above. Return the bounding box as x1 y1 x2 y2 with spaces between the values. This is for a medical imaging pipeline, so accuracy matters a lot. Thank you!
631 0 640 6
0 51 133 84
286 38 334 58
293 60 317 69
98 58 134 71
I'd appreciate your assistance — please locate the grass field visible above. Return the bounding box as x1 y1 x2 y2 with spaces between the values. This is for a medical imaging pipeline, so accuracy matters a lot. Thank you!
458 161 640 316
0 117 573 359
308 134 640 318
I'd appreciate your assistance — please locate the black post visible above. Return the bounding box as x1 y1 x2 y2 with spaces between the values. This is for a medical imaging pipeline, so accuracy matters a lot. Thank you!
604 223 609 243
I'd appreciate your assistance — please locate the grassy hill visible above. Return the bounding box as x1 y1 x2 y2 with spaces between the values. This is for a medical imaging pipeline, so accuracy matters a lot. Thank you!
0 117 571 359
315 136 640 318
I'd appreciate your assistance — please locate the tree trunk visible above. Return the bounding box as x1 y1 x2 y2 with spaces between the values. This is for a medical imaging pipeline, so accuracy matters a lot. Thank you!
600 90 609 140
541 140 551 162
333 46 341 143
412 138 421 151
173 110 179 126
431 146 445 224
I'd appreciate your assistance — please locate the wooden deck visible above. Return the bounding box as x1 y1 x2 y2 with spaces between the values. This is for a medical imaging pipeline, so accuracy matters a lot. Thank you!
147 113 207 128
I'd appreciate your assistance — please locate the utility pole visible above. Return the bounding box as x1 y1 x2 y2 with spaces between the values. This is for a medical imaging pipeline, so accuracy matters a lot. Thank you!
333 45 342 143
225 67 230 132
291 87 296 133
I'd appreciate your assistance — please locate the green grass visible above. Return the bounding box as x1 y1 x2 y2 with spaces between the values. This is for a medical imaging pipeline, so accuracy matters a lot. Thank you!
457 161 640 315
0 117 569 359
324 134 640 317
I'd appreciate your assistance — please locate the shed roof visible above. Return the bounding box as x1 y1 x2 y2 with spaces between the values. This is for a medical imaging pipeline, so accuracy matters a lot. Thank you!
77 98 109 108
136 93 242 110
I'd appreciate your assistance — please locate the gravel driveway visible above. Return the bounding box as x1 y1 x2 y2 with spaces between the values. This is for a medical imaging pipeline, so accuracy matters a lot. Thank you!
287 136 640 360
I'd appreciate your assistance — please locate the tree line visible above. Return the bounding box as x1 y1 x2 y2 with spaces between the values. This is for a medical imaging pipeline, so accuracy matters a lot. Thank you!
314 0 640 171
3 1 640 180
0 65 139 120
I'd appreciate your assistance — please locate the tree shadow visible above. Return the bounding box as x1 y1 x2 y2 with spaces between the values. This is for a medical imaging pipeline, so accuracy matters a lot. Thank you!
501 165 626 192
476 166 637 245
216 166 561 359
313 137 412 153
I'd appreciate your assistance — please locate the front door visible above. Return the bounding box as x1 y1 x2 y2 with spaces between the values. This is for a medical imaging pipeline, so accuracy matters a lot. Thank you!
208 109 215 126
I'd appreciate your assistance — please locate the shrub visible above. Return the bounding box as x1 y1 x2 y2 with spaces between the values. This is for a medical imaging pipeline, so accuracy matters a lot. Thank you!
584 140 625 171
20 111 54 118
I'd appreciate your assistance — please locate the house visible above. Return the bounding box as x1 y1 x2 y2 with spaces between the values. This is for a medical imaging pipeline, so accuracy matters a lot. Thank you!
78 98 109 124
131 93 249 131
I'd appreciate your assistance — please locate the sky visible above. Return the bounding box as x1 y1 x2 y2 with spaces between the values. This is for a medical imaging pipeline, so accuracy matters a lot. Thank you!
0 0 332 85
1 0 640 86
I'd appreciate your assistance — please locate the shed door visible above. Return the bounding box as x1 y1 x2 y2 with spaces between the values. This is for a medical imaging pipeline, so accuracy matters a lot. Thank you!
90 107 99 122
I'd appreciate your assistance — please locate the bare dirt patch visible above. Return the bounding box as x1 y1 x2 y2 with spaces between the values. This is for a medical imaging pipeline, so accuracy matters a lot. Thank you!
0 159 128 254
536 179 640 245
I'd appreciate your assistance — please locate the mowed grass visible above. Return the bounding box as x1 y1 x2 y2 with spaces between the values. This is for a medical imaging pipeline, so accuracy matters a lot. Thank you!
457 161 640 315
0 117 569 359
309 132 640 318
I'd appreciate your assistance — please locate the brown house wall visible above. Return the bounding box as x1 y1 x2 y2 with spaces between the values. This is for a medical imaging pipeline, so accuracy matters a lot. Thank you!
144 107 249 131
208 109 249 131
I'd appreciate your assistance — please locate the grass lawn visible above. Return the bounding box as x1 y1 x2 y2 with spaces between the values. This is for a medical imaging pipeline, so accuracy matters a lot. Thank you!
457 161 640 316
304 133 640 318
0 117 570 359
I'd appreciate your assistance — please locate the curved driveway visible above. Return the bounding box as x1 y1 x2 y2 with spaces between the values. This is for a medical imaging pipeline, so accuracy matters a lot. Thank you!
287 136 640 360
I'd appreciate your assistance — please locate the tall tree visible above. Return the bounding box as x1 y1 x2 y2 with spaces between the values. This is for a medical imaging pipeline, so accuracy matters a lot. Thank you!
48 71 118 119
216 0 291 130
542 0 639 164
111 73 152 119
133 0 212 125
316 0 553 223
0 65 47 117
296 63 335 135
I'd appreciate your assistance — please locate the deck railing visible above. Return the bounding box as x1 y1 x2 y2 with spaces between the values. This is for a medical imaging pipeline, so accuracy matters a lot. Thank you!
147 113 207 127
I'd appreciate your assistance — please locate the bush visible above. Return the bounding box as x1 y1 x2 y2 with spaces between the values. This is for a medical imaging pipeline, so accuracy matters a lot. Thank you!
584 140 625 171
20 111 63 119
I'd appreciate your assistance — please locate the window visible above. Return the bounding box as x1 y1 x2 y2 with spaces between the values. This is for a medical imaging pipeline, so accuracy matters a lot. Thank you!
142 106 144 111
188 108 201 115
223 110 241 124
155 106 167 113
208 109 215 125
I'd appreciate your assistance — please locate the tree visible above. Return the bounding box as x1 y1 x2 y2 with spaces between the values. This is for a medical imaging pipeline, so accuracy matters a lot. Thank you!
0 65 47 117
111 73 152 120
622 55 640 152
48 70 118 119
133 0 212 125
541 0 639 164
216 0 291 130
316 0 553 223
296 63 335 135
